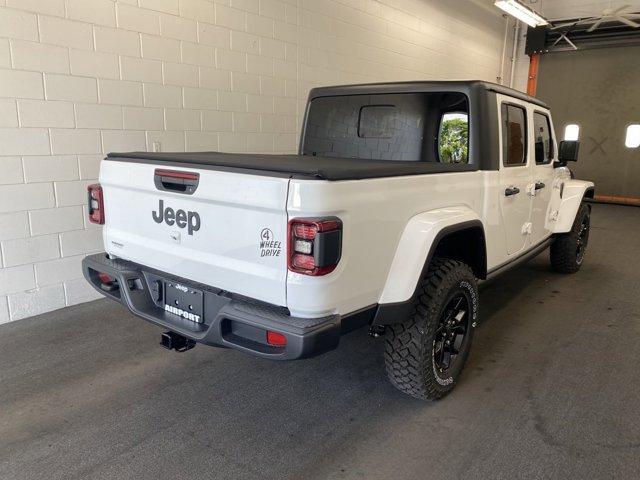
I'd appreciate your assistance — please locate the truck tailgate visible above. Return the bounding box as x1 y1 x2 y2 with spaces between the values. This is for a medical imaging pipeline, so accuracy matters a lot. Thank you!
100 159 289 307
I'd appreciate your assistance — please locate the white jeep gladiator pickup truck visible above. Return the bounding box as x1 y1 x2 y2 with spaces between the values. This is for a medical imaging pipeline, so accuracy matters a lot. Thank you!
82 81 594 399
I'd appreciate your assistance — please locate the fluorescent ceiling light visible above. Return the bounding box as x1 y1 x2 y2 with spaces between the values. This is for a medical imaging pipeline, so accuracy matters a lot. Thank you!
495 0 548 27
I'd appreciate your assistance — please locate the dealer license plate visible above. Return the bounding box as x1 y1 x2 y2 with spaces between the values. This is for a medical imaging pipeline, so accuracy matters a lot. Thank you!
163 281 204 323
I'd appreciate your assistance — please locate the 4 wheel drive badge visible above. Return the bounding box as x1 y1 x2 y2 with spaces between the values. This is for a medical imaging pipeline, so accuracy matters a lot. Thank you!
261 228 274 242
259 228 282 257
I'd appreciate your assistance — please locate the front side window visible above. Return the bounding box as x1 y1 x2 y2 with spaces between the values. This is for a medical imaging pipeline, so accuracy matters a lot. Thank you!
438 112 469 164
501 104 527 166
533 112 553 164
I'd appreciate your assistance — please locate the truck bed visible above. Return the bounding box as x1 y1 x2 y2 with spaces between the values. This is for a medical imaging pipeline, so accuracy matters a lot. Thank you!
106 151 476 181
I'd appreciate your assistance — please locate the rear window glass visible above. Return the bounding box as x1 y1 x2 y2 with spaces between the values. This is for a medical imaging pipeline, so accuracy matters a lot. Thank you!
358 105 396 138
501 103 527 166
534 112 553 164
302 92 469 163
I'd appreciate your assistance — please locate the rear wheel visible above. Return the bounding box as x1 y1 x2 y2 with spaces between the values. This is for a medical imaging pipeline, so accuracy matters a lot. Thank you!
384 258 478 400
550 203 590 273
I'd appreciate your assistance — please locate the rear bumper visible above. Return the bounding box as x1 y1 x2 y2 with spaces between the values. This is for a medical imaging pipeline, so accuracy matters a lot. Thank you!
82 253 341 360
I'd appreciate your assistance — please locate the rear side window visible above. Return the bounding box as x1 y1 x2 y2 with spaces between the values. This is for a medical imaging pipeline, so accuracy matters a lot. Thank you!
302 92 469 164
501 104 527 166
438 112 469 164
533 112 553 164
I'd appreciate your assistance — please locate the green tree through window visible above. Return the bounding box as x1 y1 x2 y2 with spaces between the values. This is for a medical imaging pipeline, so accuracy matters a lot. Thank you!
439 113 469 163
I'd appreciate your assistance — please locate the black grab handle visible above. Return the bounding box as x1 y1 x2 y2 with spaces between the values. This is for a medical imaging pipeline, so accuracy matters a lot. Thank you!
154 169 199 195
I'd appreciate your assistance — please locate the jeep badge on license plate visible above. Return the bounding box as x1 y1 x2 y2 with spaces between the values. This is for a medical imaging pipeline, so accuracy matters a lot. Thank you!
164 282 204 323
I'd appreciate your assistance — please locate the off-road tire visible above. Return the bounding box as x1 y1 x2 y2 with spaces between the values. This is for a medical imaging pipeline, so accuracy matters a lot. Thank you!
384 258 478 400
550 203 590 274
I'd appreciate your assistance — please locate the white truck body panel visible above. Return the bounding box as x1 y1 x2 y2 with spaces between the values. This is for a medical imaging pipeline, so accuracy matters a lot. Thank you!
530 108 558 246
552 179 595 233
286 171 494 316
378 206 481 304
286 166 559 315
100 160 290 307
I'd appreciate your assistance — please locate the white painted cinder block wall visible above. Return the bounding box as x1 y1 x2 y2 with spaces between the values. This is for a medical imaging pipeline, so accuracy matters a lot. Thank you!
0 0 512 323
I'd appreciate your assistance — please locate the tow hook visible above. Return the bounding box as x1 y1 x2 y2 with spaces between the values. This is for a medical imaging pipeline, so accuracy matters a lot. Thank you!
161 331 196 352
368 325 386 338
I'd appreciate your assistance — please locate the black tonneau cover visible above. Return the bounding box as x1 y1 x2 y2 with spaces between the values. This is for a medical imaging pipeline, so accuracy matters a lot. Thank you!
106 151 476 181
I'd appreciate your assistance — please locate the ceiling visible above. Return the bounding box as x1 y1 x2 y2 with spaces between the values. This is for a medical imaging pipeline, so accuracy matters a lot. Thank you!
518 0 640 52
523 0 640 21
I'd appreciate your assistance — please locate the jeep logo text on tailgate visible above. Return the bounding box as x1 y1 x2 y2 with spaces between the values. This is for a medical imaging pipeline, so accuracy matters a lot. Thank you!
152 199 201 235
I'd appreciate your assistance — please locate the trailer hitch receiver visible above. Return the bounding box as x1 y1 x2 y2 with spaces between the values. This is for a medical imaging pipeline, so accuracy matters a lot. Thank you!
161 331 196 352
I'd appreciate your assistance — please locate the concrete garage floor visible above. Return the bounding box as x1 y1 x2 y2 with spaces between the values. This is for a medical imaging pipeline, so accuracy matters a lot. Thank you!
1 204 639 480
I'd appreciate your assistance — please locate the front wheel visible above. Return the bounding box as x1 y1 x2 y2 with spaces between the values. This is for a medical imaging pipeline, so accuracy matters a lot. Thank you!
384 258 478 400
550 203 591 274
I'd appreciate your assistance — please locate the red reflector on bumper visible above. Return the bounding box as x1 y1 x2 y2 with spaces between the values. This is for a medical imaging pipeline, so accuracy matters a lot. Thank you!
98 272 114 284
266 330 287 347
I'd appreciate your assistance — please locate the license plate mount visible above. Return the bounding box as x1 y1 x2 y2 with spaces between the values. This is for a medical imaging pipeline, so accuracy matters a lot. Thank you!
164 281 204 323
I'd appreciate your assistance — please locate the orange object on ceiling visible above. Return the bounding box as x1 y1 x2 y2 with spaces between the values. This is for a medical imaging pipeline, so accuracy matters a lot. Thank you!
527 53 540 96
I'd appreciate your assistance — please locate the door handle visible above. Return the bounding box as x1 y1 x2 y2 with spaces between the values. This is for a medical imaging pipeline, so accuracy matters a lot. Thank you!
535 181 546 190
505 186 520 196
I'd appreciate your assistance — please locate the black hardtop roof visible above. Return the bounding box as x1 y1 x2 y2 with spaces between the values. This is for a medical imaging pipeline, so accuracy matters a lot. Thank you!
308 79 548 109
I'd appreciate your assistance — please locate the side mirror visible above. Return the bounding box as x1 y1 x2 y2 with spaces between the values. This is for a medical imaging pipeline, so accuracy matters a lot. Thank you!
558 140 579 163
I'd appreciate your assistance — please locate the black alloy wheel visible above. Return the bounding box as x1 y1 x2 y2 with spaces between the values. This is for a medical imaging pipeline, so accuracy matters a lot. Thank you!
433 293 470 374
576 215 590 265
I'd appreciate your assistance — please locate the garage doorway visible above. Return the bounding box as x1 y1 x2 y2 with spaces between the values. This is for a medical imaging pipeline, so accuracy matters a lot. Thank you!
537 46 640 197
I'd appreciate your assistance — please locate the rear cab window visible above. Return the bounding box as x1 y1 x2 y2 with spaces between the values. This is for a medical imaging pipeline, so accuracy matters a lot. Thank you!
302 92 470 167
501 103 528 166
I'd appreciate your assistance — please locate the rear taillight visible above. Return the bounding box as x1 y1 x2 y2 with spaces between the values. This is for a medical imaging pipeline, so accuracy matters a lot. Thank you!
288 217 342 276
87 183 104 224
